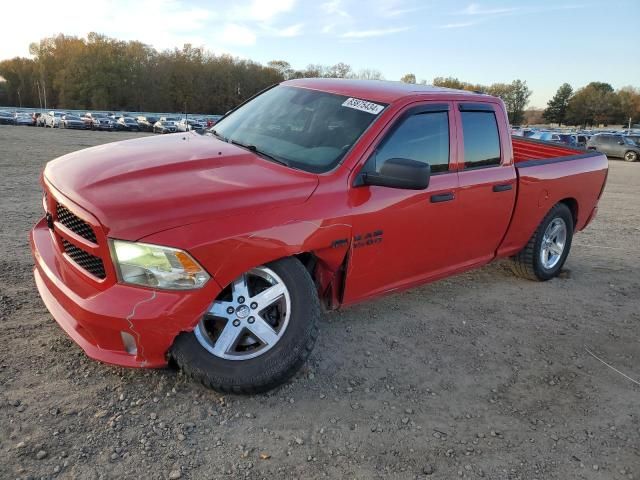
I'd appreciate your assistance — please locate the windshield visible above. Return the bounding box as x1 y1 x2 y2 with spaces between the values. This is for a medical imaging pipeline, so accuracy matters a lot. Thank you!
66 115 81 120
212 85 386 173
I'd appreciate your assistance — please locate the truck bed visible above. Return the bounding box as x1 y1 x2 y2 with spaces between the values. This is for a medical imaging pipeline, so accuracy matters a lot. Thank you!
496 136 609 259
512 136 586 164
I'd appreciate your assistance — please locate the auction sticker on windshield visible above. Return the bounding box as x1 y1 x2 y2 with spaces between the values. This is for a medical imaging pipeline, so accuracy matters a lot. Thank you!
342 97 385 115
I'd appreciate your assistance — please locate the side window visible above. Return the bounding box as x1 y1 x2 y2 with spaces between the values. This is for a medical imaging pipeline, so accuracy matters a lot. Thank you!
373 111 450 174
460 111 501 169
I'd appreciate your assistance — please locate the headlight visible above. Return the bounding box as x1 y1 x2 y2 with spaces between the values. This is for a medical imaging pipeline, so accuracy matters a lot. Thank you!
110 240 210 290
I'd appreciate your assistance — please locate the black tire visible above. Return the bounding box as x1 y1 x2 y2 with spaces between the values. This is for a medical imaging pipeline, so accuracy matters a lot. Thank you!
171 257 320 394
624 151 638 162
510 203 574 281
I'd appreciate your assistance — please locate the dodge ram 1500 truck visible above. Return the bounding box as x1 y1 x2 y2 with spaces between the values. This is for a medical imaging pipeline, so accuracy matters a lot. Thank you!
30 79 608 393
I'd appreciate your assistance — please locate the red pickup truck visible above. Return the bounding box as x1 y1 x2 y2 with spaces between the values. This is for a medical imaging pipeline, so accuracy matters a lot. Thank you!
31 79 608 393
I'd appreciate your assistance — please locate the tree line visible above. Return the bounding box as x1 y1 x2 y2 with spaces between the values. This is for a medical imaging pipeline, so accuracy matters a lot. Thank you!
0 33 388 114
0 33 637 127
542 82 640 127
399 74 532 125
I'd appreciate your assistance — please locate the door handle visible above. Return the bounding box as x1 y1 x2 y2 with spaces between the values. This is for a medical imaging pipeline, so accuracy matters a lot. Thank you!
430 192 455 203
492 183 513 192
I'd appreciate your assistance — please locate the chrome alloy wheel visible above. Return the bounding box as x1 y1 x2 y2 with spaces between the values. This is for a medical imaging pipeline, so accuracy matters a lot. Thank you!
194 267 291 360
540 217 567 269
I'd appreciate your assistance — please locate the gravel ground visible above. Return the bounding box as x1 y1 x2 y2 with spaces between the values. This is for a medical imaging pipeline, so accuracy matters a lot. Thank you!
0 125 639 480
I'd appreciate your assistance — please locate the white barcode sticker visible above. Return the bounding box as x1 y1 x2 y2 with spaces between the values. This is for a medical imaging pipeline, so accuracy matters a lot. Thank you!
342 97 385 115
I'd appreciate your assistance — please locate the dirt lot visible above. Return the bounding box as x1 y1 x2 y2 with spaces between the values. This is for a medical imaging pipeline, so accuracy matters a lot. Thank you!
0 125 638 480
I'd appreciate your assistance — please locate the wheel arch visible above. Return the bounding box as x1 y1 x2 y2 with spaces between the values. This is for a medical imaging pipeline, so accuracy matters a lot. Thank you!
558 197 578 231
166 219 354 312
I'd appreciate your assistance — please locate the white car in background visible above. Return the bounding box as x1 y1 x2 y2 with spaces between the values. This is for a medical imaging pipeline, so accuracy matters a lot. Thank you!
176 118 207 132
45 111 66 128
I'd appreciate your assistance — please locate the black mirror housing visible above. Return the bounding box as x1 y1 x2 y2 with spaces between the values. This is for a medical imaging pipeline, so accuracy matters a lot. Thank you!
358 158 430 190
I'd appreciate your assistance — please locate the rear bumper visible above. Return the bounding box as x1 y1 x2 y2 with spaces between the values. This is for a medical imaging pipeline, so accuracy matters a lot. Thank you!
30 217 221 368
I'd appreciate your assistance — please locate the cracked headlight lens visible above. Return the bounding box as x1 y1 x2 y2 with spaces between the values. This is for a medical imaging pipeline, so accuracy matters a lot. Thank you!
110 240 210 290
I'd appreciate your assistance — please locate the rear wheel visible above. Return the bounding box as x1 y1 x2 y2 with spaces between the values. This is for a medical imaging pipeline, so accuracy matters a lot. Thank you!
624 151 638 162
171 257 320 394
511 203 573 281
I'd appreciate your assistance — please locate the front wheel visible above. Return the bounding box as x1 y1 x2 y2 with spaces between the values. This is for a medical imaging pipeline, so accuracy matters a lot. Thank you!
511 203 574 281
171 257 320 394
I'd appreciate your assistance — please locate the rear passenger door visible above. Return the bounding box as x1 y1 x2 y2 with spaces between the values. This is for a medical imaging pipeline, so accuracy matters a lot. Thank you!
453 102 517 266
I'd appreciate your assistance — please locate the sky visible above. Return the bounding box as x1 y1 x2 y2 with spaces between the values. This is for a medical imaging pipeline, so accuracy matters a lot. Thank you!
1 0 638 108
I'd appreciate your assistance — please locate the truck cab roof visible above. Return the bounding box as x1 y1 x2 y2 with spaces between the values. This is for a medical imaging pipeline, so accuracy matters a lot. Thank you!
283 78 487 104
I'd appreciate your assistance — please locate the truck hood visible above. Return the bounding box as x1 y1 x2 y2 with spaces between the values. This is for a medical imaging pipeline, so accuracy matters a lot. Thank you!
44 133 319 240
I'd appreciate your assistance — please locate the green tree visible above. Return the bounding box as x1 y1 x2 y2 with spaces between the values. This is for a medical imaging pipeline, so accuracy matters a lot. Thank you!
617 86 640 126
267 60 293 80
326 62 353 78
543 83 573 125
433 76 464 89
356 69 383 80
566 82 619 126
400 73 416 84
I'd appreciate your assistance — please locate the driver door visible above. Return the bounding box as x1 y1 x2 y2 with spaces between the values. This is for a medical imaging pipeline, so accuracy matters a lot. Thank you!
343 102 464 304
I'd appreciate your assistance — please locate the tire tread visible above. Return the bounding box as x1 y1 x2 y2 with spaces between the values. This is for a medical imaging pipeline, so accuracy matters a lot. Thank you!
510 203 573 281
171 258 320 394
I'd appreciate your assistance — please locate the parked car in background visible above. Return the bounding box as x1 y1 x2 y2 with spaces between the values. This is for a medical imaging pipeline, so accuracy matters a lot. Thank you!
83 113 114 131
60 114 88 129
205 115 223 128
95 117 115 131
45 111 66 128
33 112 44 126
575 134 590 148
512 128 535 138
160 116 180 122
528 131 577 147
116 117 141 131
529 131 562 143
587 134 640 162
82 112 107 130
624 135 640 146
0 111 16 125
15 112 34 126
153 120 178 134
136 116 158 132
177 118 206 133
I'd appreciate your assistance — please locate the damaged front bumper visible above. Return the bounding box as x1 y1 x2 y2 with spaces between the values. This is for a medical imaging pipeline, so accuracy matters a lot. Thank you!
30 216 221 367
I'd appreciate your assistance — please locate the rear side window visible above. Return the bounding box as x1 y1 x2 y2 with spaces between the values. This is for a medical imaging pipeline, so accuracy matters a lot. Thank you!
461 111 501 169
373 111 450 174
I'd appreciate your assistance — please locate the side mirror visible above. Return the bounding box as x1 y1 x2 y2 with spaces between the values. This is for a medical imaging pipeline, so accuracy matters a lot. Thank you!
618 141 625 145
357 158 431 190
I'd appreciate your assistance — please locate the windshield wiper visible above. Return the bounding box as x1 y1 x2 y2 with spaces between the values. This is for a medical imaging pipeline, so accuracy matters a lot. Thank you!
210 129 227 141
229 140 290 167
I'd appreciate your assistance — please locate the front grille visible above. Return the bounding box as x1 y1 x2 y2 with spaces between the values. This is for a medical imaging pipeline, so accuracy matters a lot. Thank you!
62 240 106 279
56 203 97 244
